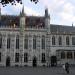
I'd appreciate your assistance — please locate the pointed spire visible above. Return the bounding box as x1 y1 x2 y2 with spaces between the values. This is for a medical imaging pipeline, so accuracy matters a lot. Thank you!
22 5 24 14
45 7 50 19
45 7 48 17
21 5 26 17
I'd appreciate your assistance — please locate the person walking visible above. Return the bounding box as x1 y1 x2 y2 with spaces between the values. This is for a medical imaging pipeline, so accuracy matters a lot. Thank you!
65 62 70 74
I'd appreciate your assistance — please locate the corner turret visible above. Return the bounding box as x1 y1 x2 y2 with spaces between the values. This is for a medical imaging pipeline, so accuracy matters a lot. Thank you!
20 6 26 35
45 8 50 33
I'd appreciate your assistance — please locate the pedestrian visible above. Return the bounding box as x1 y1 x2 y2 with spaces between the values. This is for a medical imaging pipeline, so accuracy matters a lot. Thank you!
65 62 70 74
62 64 65 70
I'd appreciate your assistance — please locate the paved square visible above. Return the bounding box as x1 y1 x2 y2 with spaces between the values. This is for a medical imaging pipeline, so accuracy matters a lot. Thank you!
0 67 75 75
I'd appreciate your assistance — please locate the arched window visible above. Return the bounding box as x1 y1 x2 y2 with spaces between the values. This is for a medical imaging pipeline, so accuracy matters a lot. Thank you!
33 35 36 49
67 51 72 59
52 36 55 45
61 51 65 59
66 36 69 45
58 36 62 45
41 35 45 49
7 35 11 49
16 35 19 49
24 35 28 49
0 34 2 48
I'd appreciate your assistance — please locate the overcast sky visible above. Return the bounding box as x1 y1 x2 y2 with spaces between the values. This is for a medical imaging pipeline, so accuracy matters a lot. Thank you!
1 0 75 26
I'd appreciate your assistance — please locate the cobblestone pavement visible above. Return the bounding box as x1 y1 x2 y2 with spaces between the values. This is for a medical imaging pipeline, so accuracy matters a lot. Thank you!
0 67 75 75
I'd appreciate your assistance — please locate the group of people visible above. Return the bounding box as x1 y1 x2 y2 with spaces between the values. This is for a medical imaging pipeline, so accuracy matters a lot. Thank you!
63 62 70 74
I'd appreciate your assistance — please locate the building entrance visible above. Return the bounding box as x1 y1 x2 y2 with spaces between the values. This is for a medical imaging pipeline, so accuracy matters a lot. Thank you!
6 57 10 67
33 57 37 67
51 56 57 67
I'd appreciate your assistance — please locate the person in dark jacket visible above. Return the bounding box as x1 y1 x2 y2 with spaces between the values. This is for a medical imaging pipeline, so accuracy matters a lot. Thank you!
65 62 69 74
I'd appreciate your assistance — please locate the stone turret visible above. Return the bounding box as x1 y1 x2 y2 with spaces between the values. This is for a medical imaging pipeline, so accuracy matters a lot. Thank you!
20 6 26 34
45 8 50 33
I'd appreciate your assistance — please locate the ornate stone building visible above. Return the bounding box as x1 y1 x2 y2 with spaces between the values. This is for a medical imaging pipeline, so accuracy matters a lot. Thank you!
0 7 75 67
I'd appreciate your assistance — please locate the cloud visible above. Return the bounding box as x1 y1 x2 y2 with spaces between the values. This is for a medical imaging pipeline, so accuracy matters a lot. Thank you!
1 3 40 16
1 0 75 25
58 2 75 25
40 0 65 12
23 6 40 16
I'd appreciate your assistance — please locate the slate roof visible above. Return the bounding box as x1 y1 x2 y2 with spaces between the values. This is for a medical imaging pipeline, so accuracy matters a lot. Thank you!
0 15 45 28
0 15 19 27
0 15 75 33
50 24 75 33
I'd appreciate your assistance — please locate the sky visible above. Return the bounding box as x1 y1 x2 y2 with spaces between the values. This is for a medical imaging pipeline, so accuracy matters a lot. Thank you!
1 0 75 26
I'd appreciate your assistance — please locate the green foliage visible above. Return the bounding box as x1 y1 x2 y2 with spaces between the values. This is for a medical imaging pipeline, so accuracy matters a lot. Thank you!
0 0 39 7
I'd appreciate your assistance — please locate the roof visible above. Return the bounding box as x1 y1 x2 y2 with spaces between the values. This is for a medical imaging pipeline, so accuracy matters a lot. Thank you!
0 15 45 28
50 24 75 33
0 15 75 33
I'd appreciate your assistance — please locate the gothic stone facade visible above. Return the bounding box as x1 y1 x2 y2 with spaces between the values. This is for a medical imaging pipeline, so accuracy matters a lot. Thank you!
0 8 75 67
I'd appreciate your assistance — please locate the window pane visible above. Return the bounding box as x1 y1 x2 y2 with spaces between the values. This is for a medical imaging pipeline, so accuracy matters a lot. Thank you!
41 35 45 49
41 53 46 63
52 36 55 45
61 51 65 59
24 39 28 49
0 35 2 48
72 37 75 45
74 52 75 59
24 35 28 49
16 35 19 49
58 36 62 45
67 52 72 59
33 35 36 49
15 53 19 62
66 36 69 45
24 53 28 62
0 52 1 62
7 37 10 49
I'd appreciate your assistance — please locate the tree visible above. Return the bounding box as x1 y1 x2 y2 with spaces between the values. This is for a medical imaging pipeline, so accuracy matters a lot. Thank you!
0 0 39 7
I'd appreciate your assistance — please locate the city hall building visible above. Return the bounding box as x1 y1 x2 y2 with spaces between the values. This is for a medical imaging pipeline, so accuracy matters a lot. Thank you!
0 7 75 67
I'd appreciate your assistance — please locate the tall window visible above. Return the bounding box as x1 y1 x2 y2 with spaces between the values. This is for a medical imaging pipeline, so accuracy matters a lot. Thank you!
33 35 36 49
7 36 10 49
52 36 55 45
24 53 28 62
67 51 72 59
15 53 19 62
0 52 1 62
74 52 75 59
24 35 28 49
66 36 69 45
41 35 45 49
58 36 62 45
41 53 46 63
16 35 19 49
0 34 2 48
61 51 65 59
72 37 75 45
